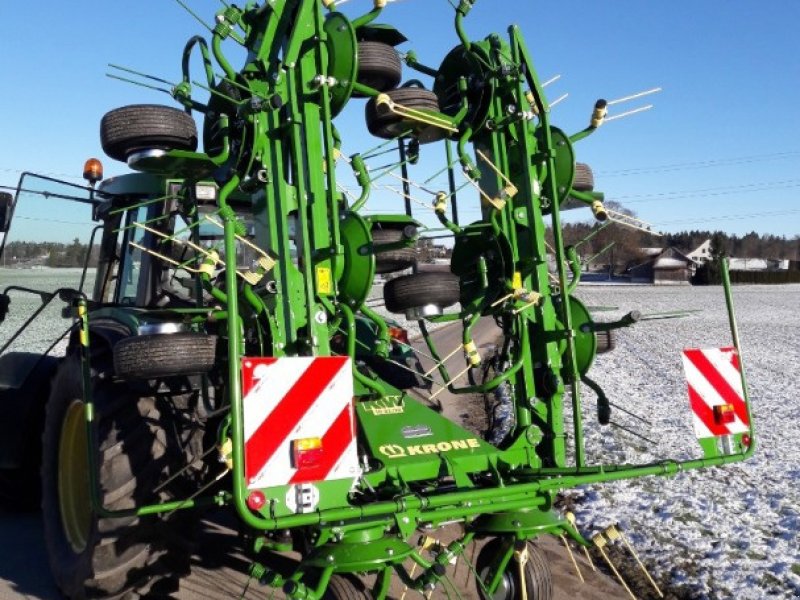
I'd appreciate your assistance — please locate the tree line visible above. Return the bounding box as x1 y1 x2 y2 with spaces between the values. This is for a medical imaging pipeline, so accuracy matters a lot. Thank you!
553 206 799 272
2 240 99 268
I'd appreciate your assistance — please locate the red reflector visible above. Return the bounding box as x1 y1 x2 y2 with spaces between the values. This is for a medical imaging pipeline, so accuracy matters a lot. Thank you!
388 326 409 345
713 404 736 425
246 490 266 511
292 438 323 469
741 434 752 448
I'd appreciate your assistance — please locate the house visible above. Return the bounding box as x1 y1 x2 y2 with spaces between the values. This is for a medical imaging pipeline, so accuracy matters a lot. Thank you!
628 247 694 285
687 239 713 264
728 258 789 272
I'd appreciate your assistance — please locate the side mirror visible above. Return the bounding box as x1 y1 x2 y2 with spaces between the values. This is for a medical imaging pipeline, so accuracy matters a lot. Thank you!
0 192 12 233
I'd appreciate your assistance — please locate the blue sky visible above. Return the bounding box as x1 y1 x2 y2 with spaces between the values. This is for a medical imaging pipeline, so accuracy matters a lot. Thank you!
1 0 799 240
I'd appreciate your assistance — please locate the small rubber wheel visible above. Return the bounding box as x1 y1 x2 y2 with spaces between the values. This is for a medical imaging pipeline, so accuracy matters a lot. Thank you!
596 329 616 354
101 104 198 163
113 332 217 380
354 41 402 96
365 87 446 144
373 228 417 274
384 272 460 314
322 575 371 600
475 539 553 600
572 162 594 192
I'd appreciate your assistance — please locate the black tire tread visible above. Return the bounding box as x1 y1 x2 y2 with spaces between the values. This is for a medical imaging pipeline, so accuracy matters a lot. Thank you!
113 332 216 380
384 272 460 314
475 539 553 600
323 574 372 600
42 357 195 598
596 329 616 354
365 88 444 143
356 41 402 94
572 162 594 192
372 228 417 274
101 104 198 163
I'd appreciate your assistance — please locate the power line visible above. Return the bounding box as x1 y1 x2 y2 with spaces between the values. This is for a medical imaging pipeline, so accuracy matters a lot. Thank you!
596 151 800 177
615 179 800 204
656 207 800 227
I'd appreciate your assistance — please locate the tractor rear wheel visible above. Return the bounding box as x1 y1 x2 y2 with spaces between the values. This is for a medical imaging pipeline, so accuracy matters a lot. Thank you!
101 104 198 163
475 539 552 600
42 356 197 598
355 41 402 95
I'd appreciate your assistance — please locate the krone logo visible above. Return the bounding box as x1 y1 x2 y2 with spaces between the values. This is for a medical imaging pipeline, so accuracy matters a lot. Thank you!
379 444 406 458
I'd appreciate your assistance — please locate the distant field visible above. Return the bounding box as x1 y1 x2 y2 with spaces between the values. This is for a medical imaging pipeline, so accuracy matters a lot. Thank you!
567 283 800 598
0 268 92 354
2 267 797 597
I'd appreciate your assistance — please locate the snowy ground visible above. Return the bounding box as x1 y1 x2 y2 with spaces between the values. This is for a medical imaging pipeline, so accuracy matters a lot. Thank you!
564 283 800 599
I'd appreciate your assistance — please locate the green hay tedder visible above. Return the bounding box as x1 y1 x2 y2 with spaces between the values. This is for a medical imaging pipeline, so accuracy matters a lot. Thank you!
0 1 755 598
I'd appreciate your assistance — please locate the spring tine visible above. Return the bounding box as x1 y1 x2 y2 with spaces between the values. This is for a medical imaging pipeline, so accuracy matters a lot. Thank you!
609 421 657 445
608 401 653 427
559 534 584 582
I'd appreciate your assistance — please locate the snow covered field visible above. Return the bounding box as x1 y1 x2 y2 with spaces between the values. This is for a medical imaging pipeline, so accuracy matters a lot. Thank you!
566 283 800 599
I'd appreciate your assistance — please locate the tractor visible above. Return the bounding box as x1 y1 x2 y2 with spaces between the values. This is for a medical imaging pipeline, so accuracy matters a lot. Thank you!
0 1 754 598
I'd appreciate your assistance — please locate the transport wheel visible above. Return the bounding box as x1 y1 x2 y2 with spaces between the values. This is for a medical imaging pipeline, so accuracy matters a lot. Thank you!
572 162 594 192
372 228 417 274
475 539 552 600
322 575 372 600
42 355 197 598
100 104 198 163
384 271 460 315
355 41 402 95
113 332 217 380
365 87 447 143
595 329 616 354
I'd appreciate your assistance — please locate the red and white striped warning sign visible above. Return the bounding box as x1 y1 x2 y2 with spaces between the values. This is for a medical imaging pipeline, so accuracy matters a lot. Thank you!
681 347 750 439
241 357 359 490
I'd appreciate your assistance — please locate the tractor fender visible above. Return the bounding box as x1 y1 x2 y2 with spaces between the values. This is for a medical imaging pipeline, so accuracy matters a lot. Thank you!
0 353 60 469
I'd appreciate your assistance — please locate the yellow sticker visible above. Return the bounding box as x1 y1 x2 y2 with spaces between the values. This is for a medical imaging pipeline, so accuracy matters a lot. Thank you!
364 396 404 416
316 266 332 295
513 272 523 290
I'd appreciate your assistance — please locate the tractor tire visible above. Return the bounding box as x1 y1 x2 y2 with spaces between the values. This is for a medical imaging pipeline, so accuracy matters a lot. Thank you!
113 332 217 380
596 329 616 354
475 539 552 600
384 272 460 314
365 87 446 144
372 228 417 274
572 162 594 192
101 104 198 163
322 575 372 600
355 41 402 95
42 356 197 599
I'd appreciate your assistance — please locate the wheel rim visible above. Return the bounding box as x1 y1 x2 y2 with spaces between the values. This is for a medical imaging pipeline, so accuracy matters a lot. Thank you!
479 564 516 600
58 400 92 552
